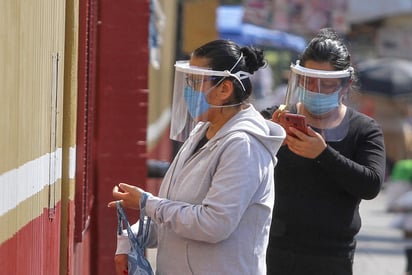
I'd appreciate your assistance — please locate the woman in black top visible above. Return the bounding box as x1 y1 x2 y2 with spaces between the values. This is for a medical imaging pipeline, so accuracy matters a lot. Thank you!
265 28 386 275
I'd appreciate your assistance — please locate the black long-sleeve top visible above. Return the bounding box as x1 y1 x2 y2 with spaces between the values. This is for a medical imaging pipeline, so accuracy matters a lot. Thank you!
270 107 386 256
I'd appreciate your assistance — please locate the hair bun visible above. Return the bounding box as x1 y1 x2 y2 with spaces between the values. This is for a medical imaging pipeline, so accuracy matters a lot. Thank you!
240 46 266 74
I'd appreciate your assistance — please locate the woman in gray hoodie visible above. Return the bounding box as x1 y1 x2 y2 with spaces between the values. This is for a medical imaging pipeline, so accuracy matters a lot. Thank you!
108 39 285 275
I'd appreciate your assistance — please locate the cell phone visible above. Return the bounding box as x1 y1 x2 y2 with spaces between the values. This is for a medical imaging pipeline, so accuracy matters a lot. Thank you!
282 113 308 136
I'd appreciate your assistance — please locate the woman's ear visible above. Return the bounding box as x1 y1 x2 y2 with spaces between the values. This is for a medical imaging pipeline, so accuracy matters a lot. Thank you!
343 78 352 88
219 79 234 100
340 79 352 99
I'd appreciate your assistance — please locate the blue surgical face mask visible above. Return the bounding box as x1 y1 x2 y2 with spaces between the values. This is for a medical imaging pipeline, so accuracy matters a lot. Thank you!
183 76 244 119
299 87 340 115
184 86 210 118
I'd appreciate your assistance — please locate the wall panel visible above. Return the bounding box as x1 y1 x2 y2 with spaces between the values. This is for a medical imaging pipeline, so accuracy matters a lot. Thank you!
0 0 67 274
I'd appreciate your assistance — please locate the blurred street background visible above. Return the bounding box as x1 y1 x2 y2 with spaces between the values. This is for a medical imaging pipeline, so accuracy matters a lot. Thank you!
354 187 412 275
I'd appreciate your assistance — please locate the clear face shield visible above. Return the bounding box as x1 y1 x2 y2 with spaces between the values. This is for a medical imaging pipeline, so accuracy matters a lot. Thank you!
170 60 250 142
284 61 353 141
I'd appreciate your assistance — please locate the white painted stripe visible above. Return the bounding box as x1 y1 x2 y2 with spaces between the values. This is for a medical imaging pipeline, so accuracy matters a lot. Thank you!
0 147 76 216
147 107 171 143
69 146 76 179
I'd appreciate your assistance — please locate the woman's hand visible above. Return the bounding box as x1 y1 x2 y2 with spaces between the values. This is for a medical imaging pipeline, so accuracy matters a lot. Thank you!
271 107 289 146
285 126 327 159
271 108 287 125
114 254 128 275
107 183 145 209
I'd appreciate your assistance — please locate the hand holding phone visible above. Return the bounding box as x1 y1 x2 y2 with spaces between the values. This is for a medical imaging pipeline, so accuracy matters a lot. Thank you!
280 113 308 137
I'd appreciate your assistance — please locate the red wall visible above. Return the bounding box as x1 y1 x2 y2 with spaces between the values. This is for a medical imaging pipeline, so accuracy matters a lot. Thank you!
0 203 61 275
91 0 150 274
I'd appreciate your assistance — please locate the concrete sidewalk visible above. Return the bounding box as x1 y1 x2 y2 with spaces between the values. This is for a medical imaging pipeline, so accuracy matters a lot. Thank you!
354 188 412 275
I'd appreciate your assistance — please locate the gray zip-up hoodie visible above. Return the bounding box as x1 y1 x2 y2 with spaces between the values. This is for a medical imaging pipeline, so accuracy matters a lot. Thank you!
117 104 285 274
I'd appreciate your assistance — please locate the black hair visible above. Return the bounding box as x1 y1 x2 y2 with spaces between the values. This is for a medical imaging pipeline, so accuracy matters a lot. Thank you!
300 28 357 87
192 39 266 103
300 28 350 70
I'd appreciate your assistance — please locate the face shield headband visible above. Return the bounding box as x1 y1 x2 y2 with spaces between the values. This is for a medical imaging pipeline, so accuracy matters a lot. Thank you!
169 54 251 142
283 60 353 141
177 53 251 92
291 61 353 79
